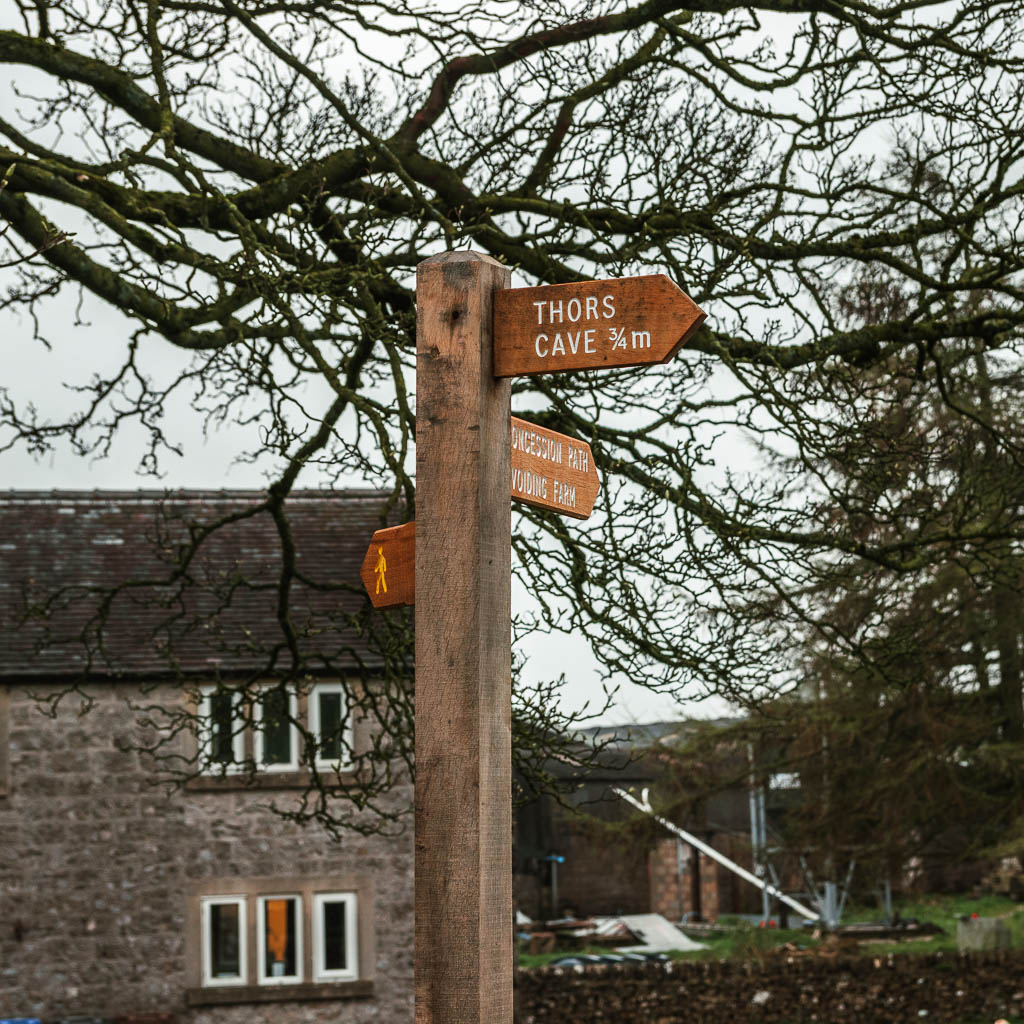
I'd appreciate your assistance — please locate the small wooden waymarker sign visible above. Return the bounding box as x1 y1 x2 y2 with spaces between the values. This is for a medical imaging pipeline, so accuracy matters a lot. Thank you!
493 274 706 377
359 520 415 609
510 416 598 520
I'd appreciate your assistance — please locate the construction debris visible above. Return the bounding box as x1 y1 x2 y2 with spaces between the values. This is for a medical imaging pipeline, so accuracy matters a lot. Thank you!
518 912 706 953
611 913 707 953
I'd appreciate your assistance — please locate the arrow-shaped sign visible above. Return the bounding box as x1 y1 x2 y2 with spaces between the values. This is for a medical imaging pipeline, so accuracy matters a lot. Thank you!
362 419 599 607
510 416 598 520
493 274 706 377
360 520 415 609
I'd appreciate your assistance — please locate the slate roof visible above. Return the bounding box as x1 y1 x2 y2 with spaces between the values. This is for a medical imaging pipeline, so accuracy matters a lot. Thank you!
0 490 401 679
576 719 741 750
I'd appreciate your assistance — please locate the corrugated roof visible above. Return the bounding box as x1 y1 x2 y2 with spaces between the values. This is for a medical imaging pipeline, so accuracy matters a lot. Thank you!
0 490 402 678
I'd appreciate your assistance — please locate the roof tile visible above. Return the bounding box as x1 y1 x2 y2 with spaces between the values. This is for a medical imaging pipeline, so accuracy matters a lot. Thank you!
0 490 400 678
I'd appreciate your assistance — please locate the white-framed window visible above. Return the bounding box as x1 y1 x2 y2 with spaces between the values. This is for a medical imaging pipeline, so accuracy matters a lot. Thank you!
200 896 247 987
197 686 245 774
254 685 299 772
309 682 354 771
312 892 359 982
256 894 303 985
189 877 368 1000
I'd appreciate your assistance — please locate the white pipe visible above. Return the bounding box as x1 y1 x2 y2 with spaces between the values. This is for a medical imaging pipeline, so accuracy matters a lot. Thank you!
613 786 820 923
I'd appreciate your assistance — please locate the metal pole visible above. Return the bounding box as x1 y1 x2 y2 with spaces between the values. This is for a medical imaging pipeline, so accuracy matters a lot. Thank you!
614 787 819 922
676 839 686 922
836 860 855 923
551 857 559 917
748 746 774 924
822 882 838 930
758 788 771 923
747 750 766 921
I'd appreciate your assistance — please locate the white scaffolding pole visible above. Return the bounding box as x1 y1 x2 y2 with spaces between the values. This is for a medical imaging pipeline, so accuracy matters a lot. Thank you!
614 786 820 923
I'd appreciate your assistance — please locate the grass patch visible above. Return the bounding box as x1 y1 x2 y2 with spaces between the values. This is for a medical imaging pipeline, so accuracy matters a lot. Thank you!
675 924 820 961
519 892 1024 967
519 925 820 968
845 891 1024 956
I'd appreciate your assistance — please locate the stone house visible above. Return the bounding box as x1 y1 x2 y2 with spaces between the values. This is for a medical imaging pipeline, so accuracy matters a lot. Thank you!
0 491 413 1023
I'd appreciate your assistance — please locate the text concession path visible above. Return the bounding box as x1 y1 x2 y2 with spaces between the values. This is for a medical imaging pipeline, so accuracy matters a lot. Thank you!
360 521 415 610
510 416 599 520
493 274 707 377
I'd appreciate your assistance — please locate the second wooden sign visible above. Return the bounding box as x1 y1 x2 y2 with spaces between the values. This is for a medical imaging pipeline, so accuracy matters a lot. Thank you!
510 416 599 520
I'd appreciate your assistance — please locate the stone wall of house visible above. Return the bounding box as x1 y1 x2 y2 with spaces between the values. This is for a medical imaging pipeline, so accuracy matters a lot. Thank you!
0 682 414 1024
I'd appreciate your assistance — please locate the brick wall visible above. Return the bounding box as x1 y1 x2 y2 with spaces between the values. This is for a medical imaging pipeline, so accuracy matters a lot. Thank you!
648 839 685 921
0 683 414 1024
649 835 763 922
518 950 1024 1023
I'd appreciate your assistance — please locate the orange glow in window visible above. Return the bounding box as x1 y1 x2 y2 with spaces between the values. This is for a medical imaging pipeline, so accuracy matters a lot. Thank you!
266 899 289 964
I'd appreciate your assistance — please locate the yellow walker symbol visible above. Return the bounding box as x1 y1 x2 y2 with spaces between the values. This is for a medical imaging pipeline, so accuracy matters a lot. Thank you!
374 545 387 594
360 523 414 609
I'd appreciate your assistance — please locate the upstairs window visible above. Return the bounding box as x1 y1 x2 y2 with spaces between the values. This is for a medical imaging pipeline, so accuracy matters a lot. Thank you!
197 686 245 773
309 682 354 771
193 681 354 779
254 686 299 772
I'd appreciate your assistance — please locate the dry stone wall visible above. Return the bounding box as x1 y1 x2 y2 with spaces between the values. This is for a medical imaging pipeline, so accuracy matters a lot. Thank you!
518 950 1024 1024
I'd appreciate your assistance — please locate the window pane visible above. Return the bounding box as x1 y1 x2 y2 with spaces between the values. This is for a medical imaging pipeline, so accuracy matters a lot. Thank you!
210 693 236 764
322 900 347 972
264 898 297 978
261 690 292 765
209 904 241 978
317 692 343 761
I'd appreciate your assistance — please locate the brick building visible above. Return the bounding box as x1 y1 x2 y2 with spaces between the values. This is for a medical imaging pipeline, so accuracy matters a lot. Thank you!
0 491 414 1023
515 723 766 923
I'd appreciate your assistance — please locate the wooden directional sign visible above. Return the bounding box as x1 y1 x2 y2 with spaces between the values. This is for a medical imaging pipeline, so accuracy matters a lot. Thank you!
493 274 706 377
510 416 599 520
362 421 598 607
360 520 415 609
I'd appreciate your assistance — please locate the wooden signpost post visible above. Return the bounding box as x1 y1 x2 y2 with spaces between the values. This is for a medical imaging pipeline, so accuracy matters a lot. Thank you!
366 253 705 1023
415 252 512 1024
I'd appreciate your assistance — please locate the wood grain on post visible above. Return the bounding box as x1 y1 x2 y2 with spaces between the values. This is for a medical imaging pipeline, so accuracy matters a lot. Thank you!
415 251 513 1024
